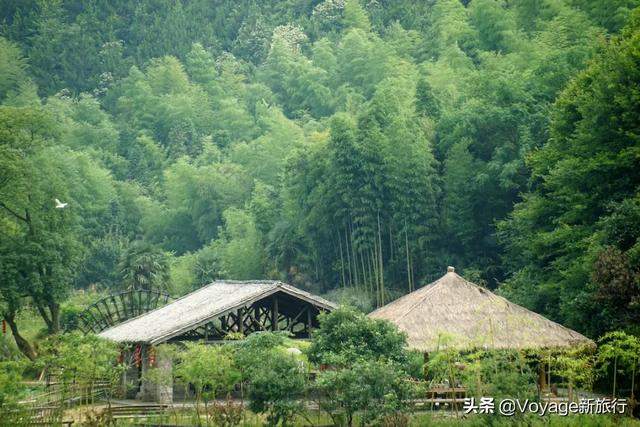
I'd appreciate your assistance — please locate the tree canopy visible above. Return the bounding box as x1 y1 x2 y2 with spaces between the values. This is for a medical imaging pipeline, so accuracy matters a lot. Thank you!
1 0 639 359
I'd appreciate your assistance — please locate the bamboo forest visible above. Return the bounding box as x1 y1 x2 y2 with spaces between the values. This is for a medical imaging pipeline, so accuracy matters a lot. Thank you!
0 0 639 425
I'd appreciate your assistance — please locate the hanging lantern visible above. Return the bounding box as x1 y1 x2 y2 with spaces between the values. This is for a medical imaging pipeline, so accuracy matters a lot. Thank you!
2 319 6 335
133 344 142 368
148 346 156 368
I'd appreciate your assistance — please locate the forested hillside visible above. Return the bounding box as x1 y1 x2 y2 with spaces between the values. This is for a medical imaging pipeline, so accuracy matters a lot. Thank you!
1 0 639 350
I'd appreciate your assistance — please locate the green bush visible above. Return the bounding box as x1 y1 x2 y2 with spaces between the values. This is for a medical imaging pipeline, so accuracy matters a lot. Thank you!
307 306 408 367
426 347 538 401
245 348 307 426
231 332 309 425
315 359 412 427
39 332 123 404
174 343 241 425
0 360 28 423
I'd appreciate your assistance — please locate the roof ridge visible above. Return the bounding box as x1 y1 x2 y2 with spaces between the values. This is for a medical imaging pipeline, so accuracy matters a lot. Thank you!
393 275 446 321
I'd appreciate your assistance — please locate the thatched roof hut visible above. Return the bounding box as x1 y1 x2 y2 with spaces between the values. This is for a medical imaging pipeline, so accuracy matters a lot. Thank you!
368 267 593 352
99 280 336 345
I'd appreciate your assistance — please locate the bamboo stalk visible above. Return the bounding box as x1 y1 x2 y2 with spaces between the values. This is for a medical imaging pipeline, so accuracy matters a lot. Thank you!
349 220 359 289
338 230 346 288
405 219 411 292
370 245 378 307
377 211 385 306
344 227 353 288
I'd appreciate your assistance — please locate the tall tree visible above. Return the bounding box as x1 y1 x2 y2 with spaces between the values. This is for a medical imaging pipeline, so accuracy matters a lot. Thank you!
499 11 640 335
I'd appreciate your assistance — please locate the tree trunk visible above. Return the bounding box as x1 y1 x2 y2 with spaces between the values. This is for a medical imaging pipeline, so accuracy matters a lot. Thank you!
344 228 353 287
349 221 359 288
538 362 547 397
404 219 413 292
4 312 37 360
49 301 60 334
36 301 61 334
35 302 53 331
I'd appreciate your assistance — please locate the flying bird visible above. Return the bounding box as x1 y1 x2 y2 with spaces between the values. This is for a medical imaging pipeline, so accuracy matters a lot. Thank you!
54 198 68 209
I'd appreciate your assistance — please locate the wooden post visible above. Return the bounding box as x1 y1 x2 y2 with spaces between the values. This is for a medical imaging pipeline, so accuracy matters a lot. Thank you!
538 362 547 397
423 352 429 380
254 306 260 330
238 307 244 335
306 306 313 337
272 296 279 331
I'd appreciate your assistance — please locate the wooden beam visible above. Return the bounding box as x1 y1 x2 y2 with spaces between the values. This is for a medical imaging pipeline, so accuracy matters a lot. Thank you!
272 295 279 331
238 307 244 334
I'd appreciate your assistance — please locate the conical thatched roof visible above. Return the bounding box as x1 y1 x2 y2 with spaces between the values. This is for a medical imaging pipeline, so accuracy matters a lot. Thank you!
368 267 593 352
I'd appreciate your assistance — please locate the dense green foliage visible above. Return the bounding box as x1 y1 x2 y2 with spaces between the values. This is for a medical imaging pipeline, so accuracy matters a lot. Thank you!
497 13 640 336
174 343 240 399
234 332 308 426
1 0 639 360
308 306 408 366
315 359 412 426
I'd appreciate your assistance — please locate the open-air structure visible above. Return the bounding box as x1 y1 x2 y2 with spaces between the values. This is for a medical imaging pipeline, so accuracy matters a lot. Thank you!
369 267 594 395
369 267 593 352
99 280 336 402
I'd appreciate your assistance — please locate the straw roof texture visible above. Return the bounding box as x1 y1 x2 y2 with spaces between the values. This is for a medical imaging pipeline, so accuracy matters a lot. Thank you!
99 280 336 344
368 267 593 352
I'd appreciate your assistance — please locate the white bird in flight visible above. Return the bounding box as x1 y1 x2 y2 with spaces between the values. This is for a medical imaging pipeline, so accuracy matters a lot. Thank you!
54 198 68 209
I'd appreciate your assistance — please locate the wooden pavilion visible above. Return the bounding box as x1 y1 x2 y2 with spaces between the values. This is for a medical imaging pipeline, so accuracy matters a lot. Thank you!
99 280 336 402
368 267 594 397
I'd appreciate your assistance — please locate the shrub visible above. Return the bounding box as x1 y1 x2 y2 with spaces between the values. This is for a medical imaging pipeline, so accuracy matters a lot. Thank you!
597 331 640 399
174 343 241 424
245 349 307 426
233 331 289 378
307 306 408 367
232 332 308 425
427 346 538 400
315 359 412 427
462 350 537 400
39 332 123 404
553 346 595 401
0 360 28 423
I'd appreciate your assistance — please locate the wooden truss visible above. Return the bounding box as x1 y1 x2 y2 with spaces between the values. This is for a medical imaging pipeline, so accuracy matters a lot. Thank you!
168 291 326 342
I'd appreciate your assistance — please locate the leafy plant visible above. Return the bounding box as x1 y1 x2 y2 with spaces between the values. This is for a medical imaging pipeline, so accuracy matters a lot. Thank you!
245 349 307 426
174 343 241 426
0 360 28 423
553 346 596 401
39 333 124 405
315 359 412 427
307 306 408 367
597 331 640 399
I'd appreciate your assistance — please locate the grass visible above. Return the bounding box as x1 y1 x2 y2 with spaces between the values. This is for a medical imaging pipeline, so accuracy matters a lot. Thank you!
1 289 106 360
409 413 640 426
63 406 640 426
0 306 46 360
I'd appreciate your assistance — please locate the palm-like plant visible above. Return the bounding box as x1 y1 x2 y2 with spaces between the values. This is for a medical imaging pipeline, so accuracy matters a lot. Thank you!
119 240 170 291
